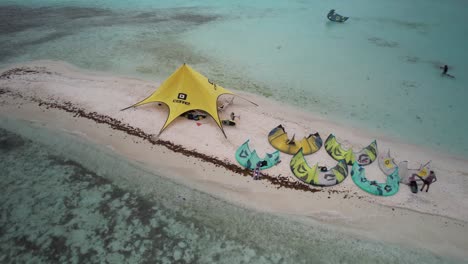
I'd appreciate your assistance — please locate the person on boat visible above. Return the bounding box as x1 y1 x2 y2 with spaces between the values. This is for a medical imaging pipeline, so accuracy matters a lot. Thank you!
420 170 437 192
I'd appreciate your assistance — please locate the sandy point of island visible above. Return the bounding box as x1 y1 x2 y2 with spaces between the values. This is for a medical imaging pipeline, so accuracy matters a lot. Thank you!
1 60 467 260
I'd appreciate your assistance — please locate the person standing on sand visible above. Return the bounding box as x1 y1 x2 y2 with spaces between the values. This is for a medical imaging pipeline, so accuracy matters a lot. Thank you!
230 112 240 121
253 161 267 180
420 171 437 192
253 164 261 180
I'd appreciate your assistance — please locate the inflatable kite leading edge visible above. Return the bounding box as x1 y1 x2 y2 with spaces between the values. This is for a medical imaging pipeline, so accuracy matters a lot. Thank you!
290 148 348 186
324 134 377 166
268 125 323 155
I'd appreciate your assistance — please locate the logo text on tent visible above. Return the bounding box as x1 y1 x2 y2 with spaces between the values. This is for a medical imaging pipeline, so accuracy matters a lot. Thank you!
173 93 190 105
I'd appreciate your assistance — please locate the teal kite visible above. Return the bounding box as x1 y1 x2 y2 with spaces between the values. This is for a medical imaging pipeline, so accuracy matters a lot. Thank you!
235 140 280 170
351 162 400 196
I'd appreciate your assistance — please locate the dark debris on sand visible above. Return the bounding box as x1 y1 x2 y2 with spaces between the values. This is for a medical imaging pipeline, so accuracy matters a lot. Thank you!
0 67 53 80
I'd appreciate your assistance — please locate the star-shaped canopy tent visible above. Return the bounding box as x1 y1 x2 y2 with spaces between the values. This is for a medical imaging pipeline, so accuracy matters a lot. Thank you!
123 64 236 137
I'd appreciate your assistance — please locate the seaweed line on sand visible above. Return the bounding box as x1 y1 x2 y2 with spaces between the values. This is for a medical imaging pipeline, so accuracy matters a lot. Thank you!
0 82 324 193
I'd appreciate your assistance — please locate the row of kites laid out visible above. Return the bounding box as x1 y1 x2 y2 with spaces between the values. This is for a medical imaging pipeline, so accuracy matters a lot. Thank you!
123 64 432 197
236 125 433 197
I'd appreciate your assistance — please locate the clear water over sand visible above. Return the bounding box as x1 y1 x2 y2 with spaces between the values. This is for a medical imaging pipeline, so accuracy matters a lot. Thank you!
1 0 467 157
1 1 467 262
0 118 457 263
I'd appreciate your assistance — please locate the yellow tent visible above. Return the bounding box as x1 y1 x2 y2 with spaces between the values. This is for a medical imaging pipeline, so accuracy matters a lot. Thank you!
123 64 245 137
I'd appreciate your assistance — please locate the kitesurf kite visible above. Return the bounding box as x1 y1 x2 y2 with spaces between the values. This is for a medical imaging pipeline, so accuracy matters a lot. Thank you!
327 9 349 23
351 162 400 196
324 134 377 166
235 139 280 170
378 150 432 183
378 149 398 176
290 148 348 186
268 125 322 155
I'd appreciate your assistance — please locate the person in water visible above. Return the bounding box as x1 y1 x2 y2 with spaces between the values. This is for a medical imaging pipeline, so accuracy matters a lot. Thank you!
420 170 437 192
440 64 455 78
442 65 448 74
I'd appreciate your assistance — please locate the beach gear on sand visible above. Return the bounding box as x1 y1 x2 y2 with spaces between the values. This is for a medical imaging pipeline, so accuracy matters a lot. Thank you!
182 110 206 121
236 140 280 170
222 119 236 126
398 160 432 185
351 162 400 196
122 63 257 137
410 180 418 193
268 125 322 155
325 134 377 166
290 148 348 186
327 9 349 23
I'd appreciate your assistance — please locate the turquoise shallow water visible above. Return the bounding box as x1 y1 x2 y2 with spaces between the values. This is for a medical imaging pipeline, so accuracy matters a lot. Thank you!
1 2 467 262
0 118 459 263
1 0 467 157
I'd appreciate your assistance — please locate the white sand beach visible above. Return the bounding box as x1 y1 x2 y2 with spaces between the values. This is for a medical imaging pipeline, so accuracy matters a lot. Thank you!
1 61 468 260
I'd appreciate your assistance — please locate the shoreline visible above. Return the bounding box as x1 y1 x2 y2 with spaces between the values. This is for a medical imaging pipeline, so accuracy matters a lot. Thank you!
1 60 468 260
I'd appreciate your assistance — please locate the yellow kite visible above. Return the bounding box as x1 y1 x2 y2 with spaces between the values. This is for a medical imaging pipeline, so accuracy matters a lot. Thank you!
123 64 250 137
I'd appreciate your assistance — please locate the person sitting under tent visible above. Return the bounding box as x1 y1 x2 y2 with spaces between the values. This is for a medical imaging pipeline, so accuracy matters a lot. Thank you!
182 110 206 121
420 170 437 193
